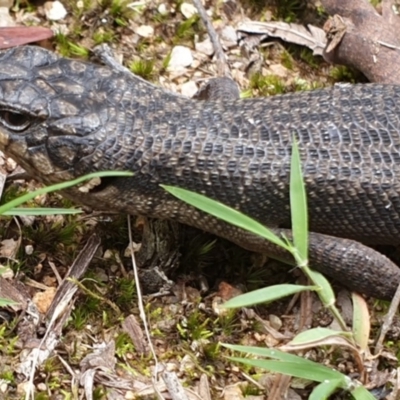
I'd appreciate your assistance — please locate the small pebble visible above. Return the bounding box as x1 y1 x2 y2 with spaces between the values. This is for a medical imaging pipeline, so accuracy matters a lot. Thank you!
0 6 14 27
158 4 168 15
181 80 198 97
37 383 47 392
44 0 67 21
269 314 282 330
195 38 214 56
180 2 197 19
221 25 238 45
25 245 34 255
135 24 154 38
168 46 193 70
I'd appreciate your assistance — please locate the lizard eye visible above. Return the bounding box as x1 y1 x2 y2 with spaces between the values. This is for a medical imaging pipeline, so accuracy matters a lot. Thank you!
0 110 32 131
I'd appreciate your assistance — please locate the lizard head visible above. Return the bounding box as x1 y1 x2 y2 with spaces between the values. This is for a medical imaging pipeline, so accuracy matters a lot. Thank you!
0 45 133 185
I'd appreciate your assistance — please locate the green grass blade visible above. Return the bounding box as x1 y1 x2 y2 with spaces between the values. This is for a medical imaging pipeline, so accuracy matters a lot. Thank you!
0 171 133 215
352 293 370 351
162 185 290 250
222 344 320 364
223 284 316 308
351 386 377 400
309 379 343 400
307 269 336 307
222 344 345 377
290 140 308 263
228 357 347 383
3 208 82 216
289 327 350 345
0 298 17 306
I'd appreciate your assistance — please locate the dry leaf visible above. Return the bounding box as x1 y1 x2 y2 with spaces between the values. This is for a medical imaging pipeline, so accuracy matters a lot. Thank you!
238 21 326 56
0 27 53 49
0 238 19 258
33 287 57 314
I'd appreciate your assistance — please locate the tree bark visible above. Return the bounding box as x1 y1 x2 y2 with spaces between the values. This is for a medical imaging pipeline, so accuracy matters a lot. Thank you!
322 0 400 83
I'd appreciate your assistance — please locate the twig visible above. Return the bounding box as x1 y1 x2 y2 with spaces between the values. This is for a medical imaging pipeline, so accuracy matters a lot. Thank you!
192 0 231 77
127 216 164 400
374 279 400 352
25 234 100 400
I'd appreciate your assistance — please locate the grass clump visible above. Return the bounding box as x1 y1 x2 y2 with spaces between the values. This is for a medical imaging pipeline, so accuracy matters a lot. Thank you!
163 142 375 399
250 73 287 96
129 59 155 80
175 15 201 43
274 0 304 22
99 0 139 26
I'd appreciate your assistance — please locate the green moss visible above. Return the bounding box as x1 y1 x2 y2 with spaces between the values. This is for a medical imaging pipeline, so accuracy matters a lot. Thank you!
275 0 303 22
1 184 29 207
55 33 90 58
0 369 14 383
178 309 214 341
34 394 51 400
67 0 93 18
93 386 107 399
115 332 135 357
181 235 216 271
129 59 155 80
99 0 138 27
93 29 116 45
280 50 294 70
162 52 172 71
329 65 364 83
68 42 90 57
152 8 170 23
175 15 201 42
114 277 137 307
249 73 287 96
369 0 381 6
293 78 324 92
203 342 220 362
70 307 90 330
299 48 321 69
242 383 263 396
22 219 80 252
237 0 268 14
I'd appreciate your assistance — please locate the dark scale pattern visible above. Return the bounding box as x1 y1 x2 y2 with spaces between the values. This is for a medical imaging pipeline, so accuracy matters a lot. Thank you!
1 47 400 298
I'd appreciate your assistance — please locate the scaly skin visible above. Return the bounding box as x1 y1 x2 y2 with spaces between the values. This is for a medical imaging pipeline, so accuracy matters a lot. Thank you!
0 46 399 298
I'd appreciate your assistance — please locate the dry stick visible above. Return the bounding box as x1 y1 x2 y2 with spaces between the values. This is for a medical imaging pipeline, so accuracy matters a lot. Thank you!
192 0 231 78
127 216 193 400
375 283 400 352
25 234 101 400
126 216 165 400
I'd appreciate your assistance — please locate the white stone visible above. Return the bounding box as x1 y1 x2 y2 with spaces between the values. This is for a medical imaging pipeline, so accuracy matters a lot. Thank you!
221 25 238 48
269 314 282 330
0 7 14 27
221 25 237 43
25 245 34 255
157 3 168 15
168 45 193 70
44 1 67 21
180 2 197 19
195 38 214 56
135 24 154 38
269 63 290 78
181 81 198 98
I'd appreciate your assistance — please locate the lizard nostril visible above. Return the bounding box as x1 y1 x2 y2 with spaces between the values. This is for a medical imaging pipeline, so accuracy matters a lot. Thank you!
0 110 31 132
